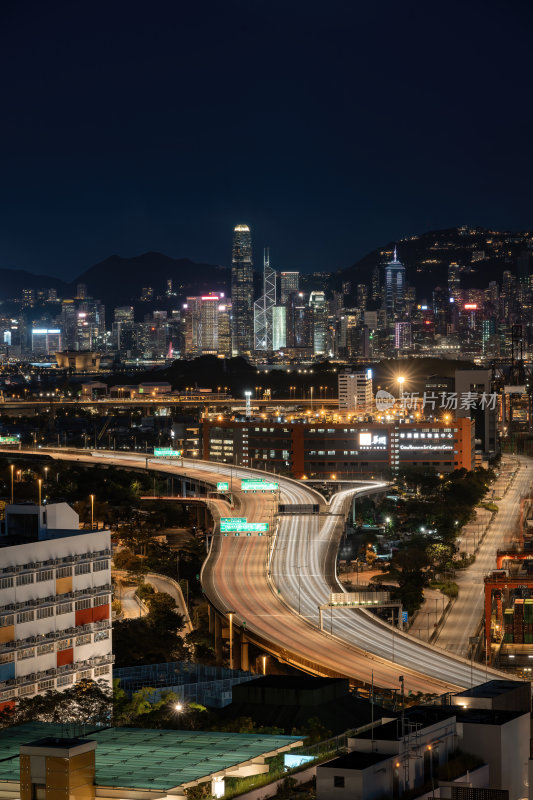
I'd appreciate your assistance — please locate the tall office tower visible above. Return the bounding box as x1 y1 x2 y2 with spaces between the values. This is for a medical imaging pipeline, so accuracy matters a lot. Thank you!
448 262 461 304
338 370 373 412
280 272 299 304
60 300 77 349
76 284 88 300
286 293 312 349
47 288 58 302
394 321 412 352
31 328 62 355
342 280 352 296
140 287 153 302
272 306 287 350
309 291 327 354
383 247 406 315
166 279 173 296
254 248 277 351
517 251 530 286
231 224 254 356
330 291 343 317
218 300 232 357
356 284 368 310
0 502 112 711
184 294 221 357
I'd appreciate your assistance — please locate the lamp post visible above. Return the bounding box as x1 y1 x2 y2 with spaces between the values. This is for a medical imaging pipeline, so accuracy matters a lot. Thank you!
10 464 14 505
228 611 235 670
38 478 42 506
90 494 94 530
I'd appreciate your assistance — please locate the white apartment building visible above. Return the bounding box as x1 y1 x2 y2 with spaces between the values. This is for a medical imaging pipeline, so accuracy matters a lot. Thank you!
0 503 113 714
338 370 373 413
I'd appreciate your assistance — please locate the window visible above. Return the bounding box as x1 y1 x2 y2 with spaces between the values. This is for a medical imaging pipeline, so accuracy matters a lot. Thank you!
56 602 72 615
16 573 34 587
76 634 91 646
17 647 35 660
37 606 54 620
38 679 55 691
75 562 91 575
94 630 109 641
0 576 13 589
17 610 34 624
94 664 110 676
18 684 35 696
36 642 54 655
0 614 14 628
0 652 14 664
37 570 54 582
57 638 73 651
333 776 345 788
57 675 74 687
93 560 109 572
75 598 92 611
93 595 109 607
56 566 72 579
77 670 92 680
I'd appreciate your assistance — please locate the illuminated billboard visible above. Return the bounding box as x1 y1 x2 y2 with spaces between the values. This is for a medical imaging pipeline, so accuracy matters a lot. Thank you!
241 479 278 492
0 436 19 444
153 447 181 458
358 431 387 450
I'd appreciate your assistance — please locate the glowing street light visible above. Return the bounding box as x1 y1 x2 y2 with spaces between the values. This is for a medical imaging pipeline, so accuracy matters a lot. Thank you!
90 494 95 530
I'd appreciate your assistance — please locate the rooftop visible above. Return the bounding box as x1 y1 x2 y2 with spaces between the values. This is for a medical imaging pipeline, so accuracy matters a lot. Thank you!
320 751 391 771
0 723 302 791
453 679 529 699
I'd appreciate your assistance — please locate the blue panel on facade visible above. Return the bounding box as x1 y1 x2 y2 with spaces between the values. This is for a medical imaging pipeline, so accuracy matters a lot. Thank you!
0 661 15 682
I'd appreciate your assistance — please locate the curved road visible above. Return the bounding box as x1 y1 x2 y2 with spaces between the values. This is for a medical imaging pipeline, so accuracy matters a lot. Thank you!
8 447 510 693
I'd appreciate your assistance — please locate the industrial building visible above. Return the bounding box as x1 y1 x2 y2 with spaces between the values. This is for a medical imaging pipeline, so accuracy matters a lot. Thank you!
201 418 475 478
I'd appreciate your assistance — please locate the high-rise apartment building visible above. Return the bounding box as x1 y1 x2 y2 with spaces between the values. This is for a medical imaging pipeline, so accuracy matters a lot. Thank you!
184 294 223 357
383 247 405 315
280 272 299 304
338 370 373 412
0 502 113 713
231 224 254 356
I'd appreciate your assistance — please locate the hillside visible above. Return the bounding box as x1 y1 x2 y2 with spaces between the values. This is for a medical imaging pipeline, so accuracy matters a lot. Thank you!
341 226 531 297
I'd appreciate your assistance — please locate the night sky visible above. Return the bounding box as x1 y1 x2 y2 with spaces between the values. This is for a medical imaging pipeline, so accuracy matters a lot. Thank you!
1 0 532 279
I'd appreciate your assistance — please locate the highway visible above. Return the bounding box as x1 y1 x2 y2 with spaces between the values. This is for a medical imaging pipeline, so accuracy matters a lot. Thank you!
4 447 510 693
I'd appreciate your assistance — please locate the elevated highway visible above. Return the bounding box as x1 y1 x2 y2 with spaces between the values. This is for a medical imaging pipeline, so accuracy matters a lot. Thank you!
1 447 510 693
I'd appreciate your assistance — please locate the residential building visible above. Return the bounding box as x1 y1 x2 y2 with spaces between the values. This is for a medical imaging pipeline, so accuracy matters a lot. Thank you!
338 370 373 413
0 503 112 713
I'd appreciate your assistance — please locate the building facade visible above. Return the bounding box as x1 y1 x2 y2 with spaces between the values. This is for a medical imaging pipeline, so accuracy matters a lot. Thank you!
0 503 113 713
231 224 254 356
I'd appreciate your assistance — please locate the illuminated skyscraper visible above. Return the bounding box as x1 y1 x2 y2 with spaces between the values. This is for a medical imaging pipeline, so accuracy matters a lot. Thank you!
280 272 299 304
383 246 405 315
254 248 276 351
309 290 327 354
231 224 254 355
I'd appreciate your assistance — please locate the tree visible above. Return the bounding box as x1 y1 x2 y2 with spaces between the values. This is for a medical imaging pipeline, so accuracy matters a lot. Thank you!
0 679 112 728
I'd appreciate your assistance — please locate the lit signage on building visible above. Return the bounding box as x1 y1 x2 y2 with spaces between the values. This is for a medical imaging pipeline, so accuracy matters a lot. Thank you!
241 479 279 492
216 482 229 491
464 303 478 310
0 435 20 444
153 447 181 458
358 432 387 449
220 518 269 533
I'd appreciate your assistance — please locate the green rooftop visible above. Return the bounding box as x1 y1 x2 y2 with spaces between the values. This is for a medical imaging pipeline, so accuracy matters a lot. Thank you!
0 724 302 791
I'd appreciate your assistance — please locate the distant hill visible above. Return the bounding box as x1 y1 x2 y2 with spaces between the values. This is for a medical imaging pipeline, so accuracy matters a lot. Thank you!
68 252 229 307
0 268 68 300
341 226 531 298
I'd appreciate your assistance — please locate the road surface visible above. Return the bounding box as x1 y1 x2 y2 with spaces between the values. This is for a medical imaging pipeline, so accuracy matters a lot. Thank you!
435 456 526 656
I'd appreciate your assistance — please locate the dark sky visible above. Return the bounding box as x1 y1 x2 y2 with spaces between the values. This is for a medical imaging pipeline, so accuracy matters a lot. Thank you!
1 0 532 280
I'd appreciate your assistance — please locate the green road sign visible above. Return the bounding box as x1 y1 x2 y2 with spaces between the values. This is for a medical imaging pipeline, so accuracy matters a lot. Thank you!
153 447 181 458
220 518 269 533
241 479 278 492
0 436 19 444
217 482 229 491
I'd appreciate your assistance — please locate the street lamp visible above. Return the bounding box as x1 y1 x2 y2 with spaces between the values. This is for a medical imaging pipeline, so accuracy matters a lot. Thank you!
90 494 94 530
38 479 42 506
175 702 184 712
228 611 236 670
397 376 405 399
9 464 13 505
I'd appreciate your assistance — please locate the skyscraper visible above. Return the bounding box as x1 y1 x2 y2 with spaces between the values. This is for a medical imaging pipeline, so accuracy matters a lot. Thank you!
309 290 327 354
383 247 405 315
280 272 299 304
254 248 277 351
231 224 254 356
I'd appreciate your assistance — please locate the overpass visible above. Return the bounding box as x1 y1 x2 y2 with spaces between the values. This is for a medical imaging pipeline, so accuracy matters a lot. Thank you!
0 447 510 694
